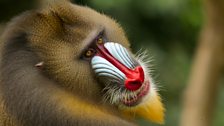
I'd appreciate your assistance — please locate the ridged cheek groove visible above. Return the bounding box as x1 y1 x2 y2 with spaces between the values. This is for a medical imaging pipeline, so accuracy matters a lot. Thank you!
91 42 144 91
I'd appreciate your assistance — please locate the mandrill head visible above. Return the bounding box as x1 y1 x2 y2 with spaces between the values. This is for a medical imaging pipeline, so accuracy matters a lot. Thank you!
21 0 165 124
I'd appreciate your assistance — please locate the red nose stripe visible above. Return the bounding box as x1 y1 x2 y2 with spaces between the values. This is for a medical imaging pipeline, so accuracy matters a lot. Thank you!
96 43 144 91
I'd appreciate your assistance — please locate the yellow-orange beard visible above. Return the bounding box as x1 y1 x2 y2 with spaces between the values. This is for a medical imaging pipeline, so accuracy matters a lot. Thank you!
122 89 165 124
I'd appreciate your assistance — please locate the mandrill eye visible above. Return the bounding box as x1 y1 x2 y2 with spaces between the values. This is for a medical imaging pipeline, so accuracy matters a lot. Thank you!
96 36 104 44
80 33 105 60
84 48 96 58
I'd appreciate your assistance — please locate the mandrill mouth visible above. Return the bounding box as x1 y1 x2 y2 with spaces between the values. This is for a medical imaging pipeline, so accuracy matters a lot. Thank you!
121 80 150 106
88 35 150 107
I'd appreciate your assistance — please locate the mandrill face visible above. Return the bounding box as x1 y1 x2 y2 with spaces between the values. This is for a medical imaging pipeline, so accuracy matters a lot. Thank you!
89 36 149 107
26 1 164 124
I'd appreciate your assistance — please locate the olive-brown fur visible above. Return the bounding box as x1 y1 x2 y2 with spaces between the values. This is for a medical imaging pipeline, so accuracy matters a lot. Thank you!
0 1 136 126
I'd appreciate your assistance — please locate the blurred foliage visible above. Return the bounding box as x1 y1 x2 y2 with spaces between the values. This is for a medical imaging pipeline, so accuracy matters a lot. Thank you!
0 0 34 21
76 0 202 53
0 0 223 126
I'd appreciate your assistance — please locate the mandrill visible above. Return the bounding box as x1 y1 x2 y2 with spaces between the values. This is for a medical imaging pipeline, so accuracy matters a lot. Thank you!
0 0 165 126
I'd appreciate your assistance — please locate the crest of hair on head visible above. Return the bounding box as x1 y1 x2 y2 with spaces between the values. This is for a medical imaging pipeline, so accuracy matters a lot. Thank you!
37 0 71 9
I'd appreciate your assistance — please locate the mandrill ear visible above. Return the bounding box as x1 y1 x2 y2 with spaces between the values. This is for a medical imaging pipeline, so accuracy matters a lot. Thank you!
122 90 165 124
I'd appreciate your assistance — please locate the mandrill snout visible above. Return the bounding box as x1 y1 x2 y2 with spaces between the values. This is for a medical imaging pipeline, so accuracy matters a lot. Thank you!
91 42 145 91
124 66 144 91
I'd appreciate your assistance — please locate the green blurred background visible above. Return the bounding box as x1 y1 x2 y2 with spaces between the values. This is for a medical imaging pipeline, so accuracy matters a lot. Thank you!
0 0 223 126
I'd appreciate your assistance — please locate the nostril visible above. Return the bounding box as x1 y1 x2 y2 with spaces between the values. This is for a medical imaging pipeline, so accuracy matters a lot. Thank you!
125 79 142 91
130 81 141 85
124 66 144 91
